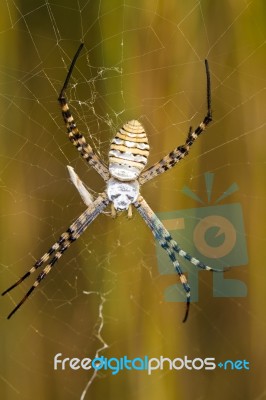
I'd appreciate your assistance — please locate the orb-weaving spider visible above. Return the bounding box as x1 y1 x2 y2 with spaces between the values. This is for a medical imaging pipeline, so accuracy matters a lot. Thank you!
2 43 222 322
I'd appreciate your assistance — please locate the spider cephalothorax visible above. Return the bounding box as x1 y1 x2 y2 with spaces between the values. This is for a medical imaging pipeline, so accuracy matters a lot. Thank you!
2 43 225 322
107 177 139 216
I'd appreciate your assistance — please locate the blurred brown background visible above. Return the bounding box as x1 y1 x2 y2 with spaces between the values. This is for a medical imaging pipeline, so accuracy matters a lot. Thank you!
0 1 265 399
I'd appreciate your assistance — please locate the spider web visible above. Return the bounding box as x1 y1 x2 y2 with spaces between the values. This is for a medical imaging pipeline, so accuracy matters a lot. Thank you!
0 1 265 399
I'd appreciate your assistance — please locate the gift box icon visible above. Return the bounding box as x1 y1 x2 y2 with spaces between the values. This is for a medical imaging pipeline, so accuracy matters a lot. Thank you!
155 172 248 302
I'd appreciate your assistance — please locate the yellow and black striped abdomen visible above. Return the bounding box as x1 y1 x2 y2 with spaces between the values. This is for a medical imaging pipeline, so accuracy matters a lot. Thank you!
109 120 149 181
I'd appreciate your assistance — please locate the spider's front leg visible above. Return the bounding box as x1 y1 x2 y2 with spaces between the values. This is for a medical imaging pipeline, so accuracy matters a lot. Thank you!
134 196 190 322
139 60 212 185
58 43 109 181
2 194 109 319
134 195 225 322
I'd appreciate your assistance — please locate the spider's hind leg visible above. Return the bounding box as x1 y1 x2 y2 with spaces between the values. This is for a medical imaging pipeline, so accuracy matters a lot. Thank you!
139 59 212 185
58 44 110 181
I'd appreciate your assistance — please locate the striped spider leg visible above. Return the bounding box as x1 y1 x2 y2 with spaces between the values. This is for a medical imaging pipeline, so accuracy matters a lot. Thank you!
139 59 212 185
134 196 224 322
2 194 109 319
58 43 110 182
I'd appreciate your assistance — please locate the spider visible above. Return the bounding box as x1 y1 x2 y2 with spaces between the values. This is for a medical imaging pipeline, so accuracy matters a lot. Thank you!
2 43 222 322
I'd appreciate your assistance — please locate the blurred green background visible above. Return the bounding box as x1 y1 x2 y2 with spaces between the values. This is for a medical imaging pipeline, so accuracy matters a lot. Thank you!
0 1 265 399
